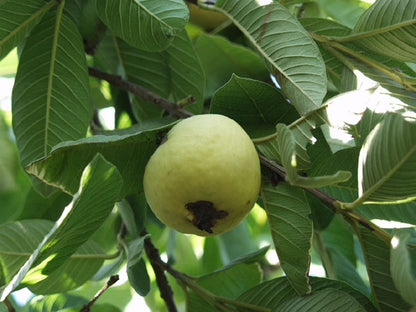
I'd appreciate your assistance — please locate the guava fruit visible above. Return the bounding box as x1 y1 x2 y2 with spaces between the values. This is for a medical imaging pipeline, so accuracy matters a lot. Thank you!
143 114 261 236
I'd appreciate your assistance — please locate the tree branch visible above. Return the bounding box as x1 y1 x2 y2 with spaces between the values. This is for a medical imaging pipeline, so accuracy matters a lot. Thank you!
80 275 119 312
3 297 15 312
141 229 178 312
88 66 194 119
258 154 392 242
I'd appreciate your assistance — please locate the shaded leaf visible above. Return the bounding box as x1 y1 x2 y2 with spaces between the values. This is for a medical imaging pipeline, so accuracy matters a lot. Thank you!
116 30 204 120
0 0 56 61
27 293 87 312
214 0 327 114
261 180 312 295
187 263 262 312
357 201 416 225
350 0 416 62
237 276 377 311
195 34 269 97
356 226 411 312
96 0 188 52
12 9 92 167
276 123 351 187
278 288 366 312
127 258 150 296
390 229 416 306
358 113 416 204
210 75 298 138
26 122 173 198
316 0 368 28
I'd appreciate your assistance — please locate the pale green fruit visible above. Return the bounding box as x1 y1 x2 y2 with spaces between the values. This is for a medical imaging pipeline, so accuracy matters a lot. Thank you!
143 114 261 236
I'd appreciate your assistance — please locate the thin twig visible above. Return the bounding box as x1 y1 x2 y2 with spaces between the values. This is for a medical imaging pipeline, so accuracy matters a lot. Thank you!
88 66 194 119
141 229 178 312
3 297 15 312
80 275 119 312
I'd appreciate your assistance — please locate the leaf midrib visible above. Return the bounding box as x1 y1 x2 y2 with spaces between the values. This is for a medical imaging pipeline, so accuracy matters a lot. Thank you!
214 3 320 109
0 251 108 260
335 18 416 42
360 141 416 202
43 4 64 157
0 1 56 47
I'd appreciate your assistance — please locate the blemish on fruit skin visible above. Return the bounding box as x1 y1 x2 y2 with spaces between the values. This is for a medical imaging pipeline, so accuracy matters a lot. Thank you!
185 200 228 233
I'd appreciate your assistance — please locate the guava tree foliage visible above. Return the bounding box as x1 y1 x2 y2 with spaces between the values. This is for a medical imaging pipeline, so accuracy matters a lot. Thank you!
0 0 415 311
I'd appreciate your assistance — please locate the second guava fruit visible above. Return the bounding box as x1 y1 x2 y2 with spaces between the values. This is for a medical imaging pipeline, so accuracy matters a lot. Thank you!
143 114 261 236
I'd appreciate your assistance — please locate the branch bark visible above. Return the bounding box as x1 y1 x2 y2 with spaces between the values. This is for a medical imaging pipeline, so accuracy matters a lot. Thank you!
88 66 194 119
80 275 119 312
141 229 177 312
258 153 392 242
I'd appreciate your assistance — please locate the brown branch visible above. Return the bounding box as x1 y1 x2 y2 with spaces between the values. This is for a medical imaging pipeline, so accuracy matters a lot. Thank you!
259 153 392 241
141 229 177 312
88 66 194 119
80 275 119 312
3 297 15 312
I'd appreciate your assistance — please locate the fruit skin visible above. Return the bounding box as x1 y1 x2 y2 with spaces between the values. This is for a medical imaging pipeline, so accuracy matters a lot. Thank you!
186 2 228 30
143 114 261 236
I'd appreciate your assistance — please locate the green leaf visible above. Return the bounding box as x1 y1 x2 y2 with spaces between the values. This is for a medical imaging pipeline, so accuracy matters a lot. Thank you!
276 123 352 187
356 226 411 312
124 236 147 269
210 75 298 138
0 154 122 299
0 0 56 61
214 0 327 114
26 122 173 198
195 34 269 98
390 229 416 306
358 113 416 204
237 276 377 311
12 8 92 167
115 30 204 120
349 0 416 62
278 288 367 312
0 220 105 296
186 263 262 312
27 293 88 312
357 201 416 225
18 187 72 221
300 18 352 91
261 180 312 295
117 199 138 238
127 258 150 296
96 0 188 52
316 0 368 28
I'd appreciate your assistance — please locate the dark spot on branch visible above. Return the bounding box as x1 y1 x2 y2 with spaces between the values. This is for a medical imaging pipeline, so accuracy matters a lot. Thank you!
185 201 228 233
